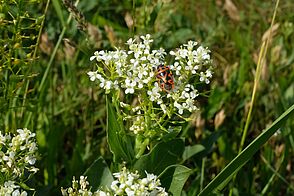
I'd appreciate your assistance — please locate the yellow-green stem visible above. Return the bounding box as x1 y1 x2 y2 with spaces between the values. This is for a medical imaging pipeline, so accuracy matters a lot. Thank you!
229 0 280 194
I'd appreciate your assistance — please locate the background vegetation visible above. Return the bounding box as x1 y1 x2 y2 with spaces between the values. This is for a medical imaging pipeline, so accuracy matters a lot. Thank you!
1 0 294 195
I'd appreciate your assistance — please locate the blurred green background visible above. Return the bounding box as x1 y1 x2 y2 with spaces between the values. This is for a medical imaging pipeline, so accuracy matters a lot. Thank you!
0 0 294 195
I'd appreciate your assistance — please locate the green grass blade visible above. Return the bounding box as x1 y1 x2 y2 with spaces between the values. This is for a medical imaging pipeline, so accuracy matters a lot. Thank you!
260 154 294 194
52 0 65 27
38 0 80 94
238 0 280 154
198 103 294 196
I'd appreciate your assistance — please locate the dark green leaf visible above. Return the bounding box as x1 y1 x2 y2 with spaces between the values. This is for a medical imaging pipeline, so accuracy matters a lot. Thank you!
182 144 205 162
83 157 113 190
161 126 182 142
134 139 184 176
160 165 193 196
106 96 134 162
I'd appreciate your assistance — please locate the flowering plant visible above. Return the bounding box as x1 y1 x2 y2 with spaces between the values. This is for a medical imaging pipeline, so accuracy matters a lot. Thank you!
73 34 213 195
0 128 38 195
88 34 213 158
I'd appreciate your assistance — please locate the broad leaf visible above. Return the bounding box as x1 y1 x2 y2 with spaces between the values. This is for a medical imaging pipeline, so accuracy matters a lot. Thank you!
182 144 205 162
160 165 193 196
83 157 113 190
134 139 184 176
106 96 134 162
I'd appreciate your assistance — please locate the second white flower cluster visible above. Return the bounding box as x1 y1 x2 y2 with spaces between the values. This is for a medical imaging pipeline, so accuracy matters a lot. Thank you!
61 167 168 196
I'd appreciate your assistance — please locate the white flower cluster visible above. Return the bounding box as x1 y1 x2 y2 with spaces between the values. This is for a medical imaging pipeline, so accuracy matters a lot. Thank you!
88 34 165 95
110 167 167 196
0 128 38 178
129 116 145 134
168 84 199 115
169 40 212 83
61 176 96 196
0 181 28 196
88 34 213 117
62 167 168 196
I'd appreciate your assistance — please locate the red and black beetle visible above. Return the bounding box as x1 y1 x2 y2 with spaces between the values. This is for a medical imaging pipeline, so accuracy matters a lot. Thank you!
156 64 175 92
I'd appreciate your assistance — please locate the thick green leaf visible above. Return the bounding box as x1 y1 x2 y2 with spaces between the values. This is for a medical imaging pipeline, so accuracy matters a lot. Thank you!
199 103 294 196
134 139 185 176
83 157 113 191
106 96 134 162
160 165 193 196
182 144 205 162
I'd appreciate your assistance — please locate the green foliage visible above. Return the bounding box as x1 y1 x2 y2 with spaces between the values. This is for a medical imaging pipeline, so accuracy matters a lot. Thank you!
199 103 294 195
83 157 113 191
182 144 205 162
0 0 43 131
106 96 134 163
160 165 193 196
134 139 185 176
1 0 294 195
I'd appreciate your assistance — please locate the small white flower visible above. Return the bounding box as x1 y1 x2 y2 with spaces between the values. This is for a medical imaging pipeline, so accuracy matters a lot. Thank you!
160 104 167 114
87 71 100 81
125 79 137 94
174 102 184 115
169 51 176 56
79 176 89 190
125 187 134 196
90 50 107 62
4 181 19 189
206 70 212 77
29 167 39 173
28 142 38 152
126 38 135 45
147 84 162 102
200 71 205 82
120 102 130 108
105 81 112 90
25 155 36 165
95 190 109 196
17 128 35 141
1 181 27 196
196 46 210 60
111 180 119 191
184 40 198 50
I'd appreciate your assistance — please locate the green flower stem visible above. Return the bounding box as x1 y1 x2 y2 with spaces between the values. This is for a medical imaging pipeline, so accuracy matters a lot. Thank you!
134 91 151 158
135 136 149 159
229 0 280 194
